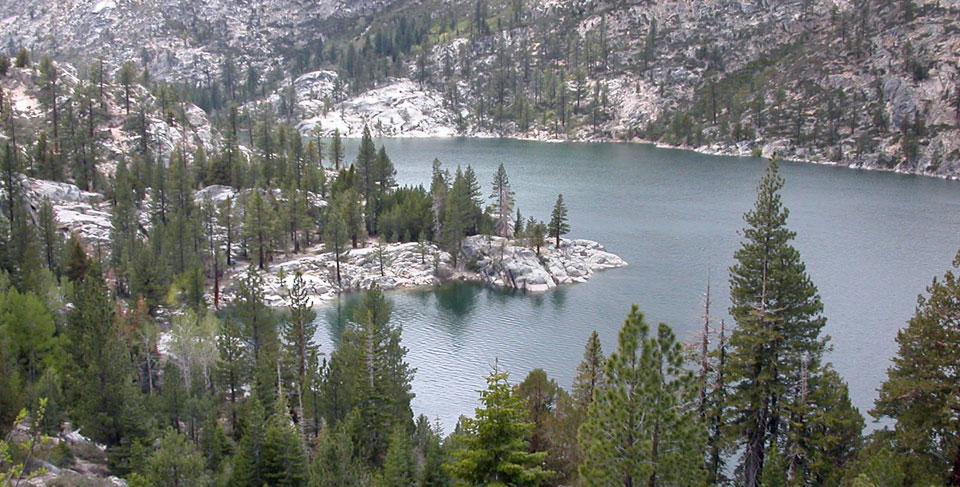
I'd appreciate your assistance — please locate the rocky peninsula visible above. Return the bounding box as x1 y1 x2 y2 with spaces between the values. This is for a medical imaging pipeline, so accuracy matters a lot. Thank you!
223 235 626 308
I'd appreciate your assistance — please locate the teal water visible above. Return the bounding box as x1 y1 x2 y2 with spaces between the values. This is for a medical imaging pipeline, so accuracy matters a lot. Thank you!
317 138 960 431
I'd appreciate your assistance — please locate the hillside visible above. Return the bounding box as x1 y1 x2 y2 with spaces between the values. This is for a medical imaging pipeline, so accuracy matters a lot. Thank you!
3 0 959 176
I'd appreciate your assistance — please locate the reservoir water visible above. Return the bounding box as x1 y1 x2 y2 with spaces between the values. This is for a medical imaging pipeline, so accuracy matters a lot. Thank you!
316 138 960 431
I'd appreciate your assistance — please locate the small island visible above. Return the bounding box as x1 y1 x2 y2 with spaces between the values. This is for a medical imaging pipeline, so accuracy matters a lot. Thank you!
231 235 626 308
211 128 627 307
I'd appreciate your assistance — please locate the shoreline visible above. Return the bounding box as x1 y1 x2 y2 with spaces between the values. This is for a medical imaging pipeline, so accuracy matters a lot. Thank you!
350 131 959 182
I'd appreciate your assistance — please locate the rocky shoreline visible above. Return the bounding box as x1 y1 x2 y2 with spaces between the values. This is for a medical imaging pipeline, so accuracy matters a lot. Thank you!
222 235 627 308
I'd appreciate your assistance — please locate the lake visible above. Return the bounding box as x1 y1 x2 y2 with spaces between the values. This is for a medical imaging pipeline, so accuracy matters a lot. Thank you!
316 137 960 432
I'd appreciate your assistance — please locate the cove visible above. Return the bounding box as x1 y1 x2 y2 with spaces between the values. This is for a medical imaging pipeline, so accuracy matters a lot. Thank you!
314 137 960 431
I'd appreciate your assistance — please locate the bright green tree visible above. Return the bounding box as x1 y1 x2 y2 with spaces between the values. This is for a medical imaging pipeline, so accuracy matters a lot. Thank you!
262 400 310 487
578 305 706 487
448 368 553 487
144 428 209 487
311 414 367 487
382 424 417 487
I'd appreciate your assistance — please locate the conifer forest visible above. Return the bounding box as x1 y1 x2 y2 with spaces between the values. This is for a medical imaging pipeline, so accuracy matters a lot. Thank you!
1 0 960 486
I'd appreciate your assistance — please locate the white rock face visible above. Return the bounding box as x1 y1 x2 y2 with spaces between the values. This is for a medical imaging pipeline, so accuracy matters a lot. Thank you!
461 235 627 292
297 79 461 138
224 241 449 307
194 185 239 204
20 177 113 246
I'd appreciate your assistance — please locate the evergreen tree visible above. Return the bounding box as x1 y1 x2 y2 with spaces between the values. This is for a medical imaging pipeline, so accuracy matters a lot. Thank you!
448 368 552 487
572 330 604 408
230 395 269 487
65 233 90 283
441 167 472 265
372 145 397 232
382 425 417 487
420 421 452 487
490 163 515 238
66 265 150 469
218 315 250 432
324 208 350 286
244 189 275 270
117 61 138 115
873 250 960 486
548 194 569 247
282 271 319 429
311 415 367 487
725 161 832 487
517 369 558 454
330 129 345 170
356 126 379 232
37 198 63 278
337 188 367 249
262 399 309 487
429 159 449 239
344 285 415 465
578 306 706 487
144 428 209 487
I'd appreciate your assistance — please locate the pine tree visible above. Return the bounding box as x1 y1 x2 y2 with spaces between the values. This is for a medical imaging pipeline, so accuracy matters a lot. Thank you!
218 315 250 432
65 233 90 283
345 285 415 465
331 129 345 170
448 368 552 487
356 126 379 232
517 369 558 454
311 415 367 487
111 159 138 294
430 159 449 239
490 163 515 238
38 56 59 154
572 330 604 408
144 428 209 487
66 265 150 466
262 399 309 487
725 160 832 487
230 395 269 487
578 305 706 487
462 165 483 233
244 189 275 269
441 167 471 265
338 188 367 249
324 208 349 286
873 250 960 486
199 411 231 473
117 61 138 115
548 194 569 247
282 271 319 430
420 420 452 487
382 425 417 487
372 145 397 232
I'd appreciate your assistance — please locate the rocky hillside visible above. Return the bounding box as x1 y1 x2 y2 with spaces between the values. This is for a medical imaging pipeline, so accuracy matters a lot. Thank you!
0 0 394 81
3 0 960 177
